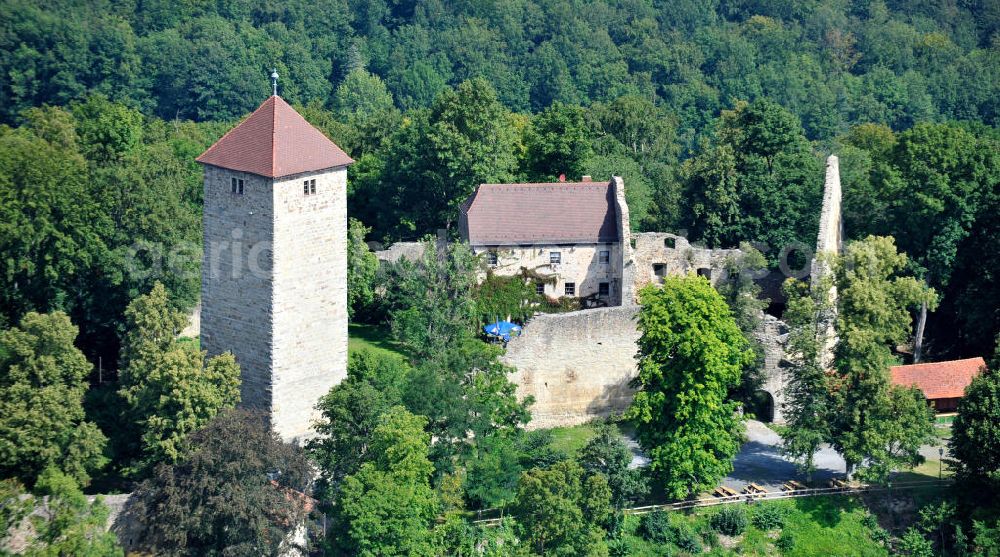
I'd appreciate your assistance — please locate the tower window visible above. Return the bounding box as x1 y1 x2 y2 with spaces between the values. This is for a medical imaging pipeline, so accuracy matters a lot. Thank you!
231 177 244 195
303 179 316 195
599 250 610 264
564 282 575 296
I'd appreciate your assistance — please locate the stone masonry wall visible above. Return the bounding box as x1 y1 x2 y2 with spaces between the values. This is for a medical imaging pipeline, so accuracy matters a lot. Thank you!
271 168 348 442
631 232 742 291
473 242 622 303
756 314 790 423
201 165 275 424
502 305 641 429
202 164 348 443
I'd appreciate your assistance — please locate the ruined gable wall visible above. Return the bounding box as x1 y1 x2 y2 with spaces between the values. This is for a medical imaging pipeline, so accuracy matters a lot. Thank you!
502 305 641 429
631 232 742 291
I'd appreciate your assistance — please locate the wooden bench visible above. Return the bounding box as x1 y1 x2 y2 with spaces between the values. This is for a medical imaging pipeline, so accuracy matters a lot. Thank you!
743 483 767 497
713 485 739 497
782 480 805 491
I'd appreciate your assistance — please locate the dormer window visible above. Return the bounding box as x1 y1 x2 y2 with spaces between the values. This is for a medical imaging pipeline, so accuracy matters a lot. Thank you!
303 179 316 195
231 177 244 195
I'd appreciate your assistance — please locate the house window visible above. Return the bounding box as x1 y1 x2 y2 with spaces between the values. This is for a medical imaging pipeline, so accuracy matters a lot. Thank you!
550 251 561 265
599 282 610 297
564 282 575 296
599 250 610 264
231 177 244 195
535 283 545 295
303 179 316 195
487 251 498 266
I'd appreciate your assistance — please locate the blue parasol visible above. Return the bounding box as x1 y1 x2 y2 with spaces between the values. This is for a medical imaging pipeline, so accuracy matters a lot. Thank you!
483 320 522 342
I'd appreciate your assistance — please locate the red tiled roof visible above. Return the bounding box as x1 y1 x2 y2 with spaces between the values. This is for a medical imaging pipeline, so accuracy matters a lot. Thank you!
890 357 987 400
460 181 619 245
196 96 353 178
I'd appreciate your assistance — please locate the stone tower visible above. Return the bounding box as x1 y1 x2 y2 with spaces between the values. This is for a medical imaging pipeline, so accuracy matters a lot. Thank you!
196 95 353 442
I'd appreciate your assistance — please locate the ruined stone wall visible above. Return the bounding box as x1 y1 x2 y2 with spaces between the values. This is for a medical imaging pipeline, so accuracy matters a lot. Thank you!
812 155 843 369
502 305 641 429
631 232 742 292
756 314 790 423
612 177 635 307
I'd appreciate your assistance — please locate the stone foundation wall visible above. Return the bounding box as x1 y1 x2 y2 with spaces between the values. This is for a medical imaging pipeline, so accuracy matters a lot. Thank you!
502 305 641 429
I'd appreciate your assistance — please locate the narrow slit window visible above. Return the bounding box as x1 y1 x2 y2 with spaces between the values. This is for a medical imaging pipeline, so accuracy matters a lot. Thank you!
310 179 316 195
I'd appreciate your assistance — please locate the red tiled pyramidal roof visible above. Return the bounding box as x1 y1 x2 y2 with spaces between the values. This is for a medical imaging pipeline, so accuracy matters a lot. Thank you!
196 95 353 178
460 181 619 245
890 357 987 400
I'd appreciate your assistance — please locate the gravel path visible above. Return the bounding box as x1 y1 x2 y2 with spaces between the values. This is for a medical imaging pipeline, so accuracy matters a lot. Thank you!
623 419 947 491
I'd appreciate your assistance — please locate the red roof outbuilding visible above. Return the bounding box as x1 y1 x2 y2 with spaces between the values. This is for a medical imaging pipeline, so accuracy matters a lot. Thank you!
196 95 353 178
890 357 987 400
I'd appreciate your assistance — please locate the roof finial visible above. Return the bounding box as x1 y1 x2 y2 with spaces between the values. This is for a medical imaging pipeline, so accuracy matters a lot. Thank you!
271 68 279 97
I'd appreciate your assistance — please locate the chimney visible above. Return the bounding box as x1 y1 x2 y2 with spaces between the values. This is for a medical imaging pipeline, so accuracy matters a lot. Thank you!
558 173 566 182
581 175 592 182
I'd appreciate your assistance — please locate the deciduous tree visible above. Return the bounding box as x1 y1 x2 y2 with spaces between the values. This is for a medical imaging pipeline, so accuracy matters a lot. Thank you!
335 407 439 557
130 410 313 557
625 275 753 499
0 312 107 487
831 236 936 480
117 283 240 475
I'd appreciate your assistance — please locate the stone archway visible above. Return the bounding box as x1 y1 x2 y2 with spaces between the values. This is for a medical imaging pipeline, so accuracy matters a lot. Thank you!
750 390 776 423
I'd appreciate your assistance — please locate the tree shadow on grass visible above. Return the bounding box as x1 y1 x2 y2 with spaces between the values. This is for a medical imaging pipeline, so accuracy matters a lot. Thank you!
793 493 858 528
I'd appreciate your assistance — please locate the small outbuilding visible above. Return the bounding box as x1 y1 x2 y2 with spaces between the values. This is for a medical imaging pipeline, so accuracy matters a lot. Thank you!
890 357 987 412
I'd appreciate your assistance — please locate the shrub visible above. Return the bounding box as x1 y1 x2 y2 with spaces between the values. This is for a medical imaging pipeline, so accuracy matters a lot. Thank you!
639 510 672 543
670 523 703 553
751 504 786 530
607 537 632 557
776 531 795 551
711 505 749 536
862 512 890 545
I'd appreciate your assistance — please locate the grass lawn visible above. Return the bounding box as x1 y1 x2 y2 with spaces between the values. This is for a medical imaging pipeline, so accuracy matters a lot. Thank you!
545 423 598 456
348 323 410 361
619 495 891 556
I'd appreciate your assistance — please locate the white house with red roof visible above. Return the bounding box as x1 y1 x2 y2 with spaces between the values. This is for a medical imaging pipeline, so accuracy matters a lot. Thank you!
459 176 633 306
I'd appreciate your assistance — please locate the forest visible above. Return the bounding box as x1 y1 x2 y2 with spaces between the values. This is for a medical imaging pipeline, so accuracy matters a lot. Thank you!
1 0 999 555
